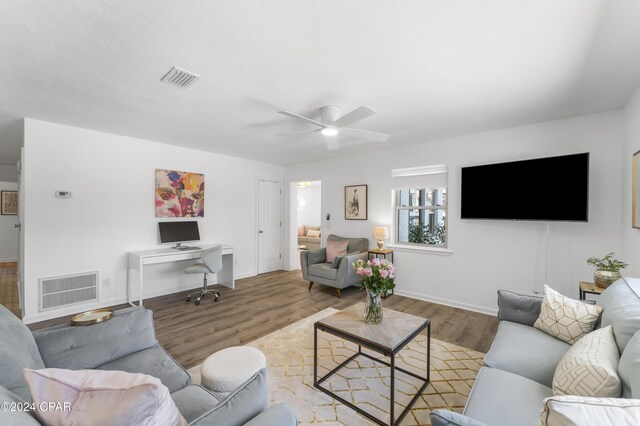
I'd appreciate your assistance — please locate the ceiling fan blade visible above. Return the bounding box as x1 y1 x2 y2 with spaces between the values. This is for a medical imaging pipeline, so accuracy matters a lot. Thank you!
276 129 319 136
277 111 327 128
325 136 340 150
331 105 376 128
340 127 390 142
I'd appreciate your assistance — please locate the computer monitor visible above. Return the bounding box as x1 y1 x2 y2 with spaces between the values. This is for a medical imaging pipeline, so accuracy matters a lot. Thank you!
158 221 201 250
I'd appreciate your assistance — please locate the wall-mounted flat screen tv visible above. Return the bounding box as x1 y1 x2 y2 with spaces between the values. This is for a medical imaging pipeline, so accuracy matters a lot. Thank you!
460 152 589 221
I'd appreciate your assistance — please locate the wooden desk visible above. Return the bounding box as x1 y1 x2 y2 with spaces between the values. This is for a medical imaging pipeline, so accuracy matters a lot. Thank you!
579 281 604 300
127 244 233 306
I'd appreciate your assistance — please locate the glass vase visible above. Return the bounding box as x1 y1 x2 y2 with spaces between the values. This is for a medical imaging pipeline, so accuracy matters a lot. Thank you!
364 291 383 324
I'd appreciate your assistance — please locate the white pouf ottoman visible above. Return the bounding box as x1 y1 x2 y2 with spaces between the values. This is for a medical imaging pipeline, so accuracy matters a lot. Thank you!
200 346 266 399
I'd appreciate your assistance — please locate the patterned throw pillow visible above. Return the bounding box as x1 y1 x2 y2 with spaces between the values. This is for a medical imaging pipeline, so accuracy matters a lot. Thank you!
553 325 621 397
534 285 603 344
306 229 321 238
540 395 640 426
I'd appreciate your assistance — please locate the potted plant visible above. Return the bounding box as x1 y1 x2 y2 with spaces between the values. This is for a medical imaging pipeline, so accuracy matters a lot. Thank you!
353 258 396 324
586 252 628 288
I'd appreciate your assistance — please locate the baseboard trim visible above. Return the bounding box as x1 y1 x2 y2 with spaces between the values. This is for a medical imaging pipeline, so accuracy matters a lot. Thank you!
0 258 18 263
394 289 498 316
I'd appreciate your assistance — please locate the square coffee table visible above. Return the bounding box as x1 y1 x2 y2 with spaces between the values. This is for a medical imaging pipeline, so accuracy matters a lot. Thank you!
313 303 431 426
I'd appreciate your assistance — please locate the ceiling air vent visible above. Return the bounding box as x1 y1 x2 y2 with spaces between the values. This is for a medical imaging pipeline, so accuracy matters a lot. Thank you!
160 66 200 89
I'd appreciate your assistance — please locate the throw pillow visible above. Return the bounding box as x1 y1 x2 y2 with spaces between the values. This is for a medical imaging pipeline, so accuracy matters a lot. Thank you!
534 285 603 344
306 229 321 238
24 368 186 426
326 239 348 263
553 325 621 397
539 395 640 426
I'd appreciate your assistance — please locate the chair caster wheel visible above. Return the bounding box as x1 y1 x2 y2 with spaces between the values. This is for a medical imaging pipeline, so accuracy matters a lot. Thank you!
214 296 219 302
185 297 191 302
195 298 201 305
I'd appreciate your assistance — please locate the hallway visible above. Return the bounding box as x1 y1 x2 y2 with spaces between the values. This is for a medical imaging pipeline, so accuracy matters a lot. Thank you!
0 262 19 317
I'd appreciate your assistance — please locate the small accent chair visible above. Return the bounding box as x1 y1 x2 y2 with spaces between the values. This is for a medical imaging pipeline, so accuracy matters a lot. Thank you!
300 234 369 297
185 245 222 305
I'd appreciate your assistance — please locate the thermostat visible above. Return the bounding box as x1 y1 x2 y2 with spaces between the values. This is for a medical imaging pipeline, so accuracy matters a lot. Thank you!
55 191 72 199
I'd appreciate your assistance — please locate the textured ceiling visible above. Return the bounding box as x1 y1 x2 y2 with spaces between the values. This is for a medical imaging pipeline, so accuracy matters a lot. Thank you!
1 0 640 164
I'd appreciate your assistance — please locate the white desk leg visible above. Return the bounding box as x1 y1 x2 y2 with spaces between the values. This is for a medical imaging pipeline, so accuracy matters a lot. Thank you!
218 254 234 289
138 258 144 306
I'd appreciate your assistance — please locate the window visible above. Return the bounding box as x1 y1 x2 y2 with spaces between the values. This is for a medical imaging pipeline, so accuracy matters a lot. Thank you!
392 166 448 249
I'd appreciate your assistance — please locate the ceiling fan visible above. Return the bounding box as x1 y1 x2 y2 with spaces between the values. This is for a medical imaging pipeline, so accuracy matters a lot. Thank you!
277 105 390 150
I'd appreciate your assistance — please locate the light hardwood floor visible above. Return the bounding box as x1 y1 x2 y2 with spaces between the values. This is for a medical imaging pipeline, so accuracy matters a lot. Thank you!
29 270 499 369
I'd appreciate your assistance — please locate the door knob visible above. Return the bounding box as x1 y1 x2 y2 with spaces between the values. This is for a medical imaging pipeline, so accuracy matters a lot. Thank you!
259 230 264 233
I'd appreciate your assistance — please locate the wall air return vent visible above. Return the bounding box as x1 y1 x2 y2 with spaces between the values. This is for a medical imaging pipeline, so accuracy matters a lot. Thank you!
160 66 201 88
38 271 98 311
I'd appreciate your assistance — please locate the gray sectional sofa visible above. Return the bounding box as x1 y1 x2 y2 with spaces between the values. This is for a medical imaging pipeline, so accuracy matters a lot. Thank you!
431 277 640 426
0 305 297 426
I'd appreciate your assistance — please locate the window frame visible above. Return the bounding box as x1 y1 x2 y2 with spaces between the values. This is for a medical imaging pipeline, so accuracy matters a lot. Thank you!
393 187 449 250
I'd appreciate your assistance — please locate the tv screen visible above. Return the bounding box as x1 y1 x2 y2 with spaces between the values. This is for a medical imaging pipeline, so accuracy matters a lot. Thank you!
158 221 201 244
460 153 589 221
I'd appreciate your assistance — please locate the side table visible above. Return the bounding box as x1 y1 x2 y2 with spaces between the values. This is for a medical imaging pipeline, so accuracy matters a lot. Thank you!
368 249 394 298
579 281 604 301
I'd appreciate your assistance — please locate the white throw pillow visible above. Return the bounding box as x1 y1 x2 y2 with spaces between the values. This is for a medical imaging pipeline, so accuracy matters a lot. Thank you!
553 325 621 397
534 285 603 344
306 229 321 238
539 395 640 426
24 368 186 426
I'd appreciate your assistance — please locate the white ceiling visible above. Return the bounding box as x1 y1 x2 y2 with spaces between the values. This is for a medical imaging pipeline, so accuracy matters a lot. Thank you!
1 0 640 165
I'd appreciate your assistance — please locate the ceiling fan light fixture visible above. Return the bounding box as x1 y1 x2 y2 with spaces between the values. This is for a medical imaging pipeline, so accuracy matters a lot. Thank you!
321 127 339 137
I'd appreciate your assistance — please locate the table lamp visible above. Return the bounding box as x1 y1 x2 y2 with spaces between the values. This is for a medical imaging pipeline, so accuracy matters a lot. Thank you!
373 227 389 250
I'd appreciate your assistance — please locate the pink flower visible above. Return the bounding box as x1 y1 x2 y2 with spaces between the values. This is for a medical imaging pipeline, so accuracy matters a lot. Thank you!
363 268 373 277
356 267 365 275
379 270 389 278
371 258 381 266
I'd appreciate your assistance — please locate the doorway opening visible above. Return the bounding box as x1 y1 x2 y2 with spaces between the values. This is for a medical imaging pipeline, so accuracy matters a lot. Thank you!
0 176 20 317
292 180 322 269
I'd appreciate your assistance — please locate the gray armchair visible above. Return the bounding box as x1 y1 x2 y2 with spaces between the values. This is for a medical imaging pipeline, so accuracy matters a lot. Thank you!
300 234 369 297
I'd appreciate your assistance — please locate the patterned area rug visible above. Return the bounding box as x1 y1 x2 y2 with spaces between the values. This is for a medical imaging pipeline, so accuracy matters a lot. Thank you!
188 307 484 425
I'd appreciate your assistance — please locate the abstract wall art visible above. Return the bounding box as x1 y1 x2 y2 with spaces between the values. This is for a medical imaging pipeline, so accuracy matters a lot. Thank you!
155 169 205 217
1 191 17 215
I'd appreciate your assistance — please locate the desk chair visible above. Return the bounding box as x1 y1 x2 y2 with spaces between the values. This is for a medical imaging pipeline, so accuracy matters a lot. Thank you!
185 245 222 305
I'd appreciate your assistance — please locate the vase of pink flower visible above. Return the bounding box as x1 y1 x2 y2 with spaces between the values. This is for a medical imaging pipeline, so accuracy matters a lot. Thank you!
353 258 396 324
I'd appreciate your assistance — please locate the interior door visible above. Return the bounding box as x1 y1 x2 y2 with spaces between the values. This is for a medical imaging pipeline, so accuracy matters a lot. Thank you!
258 179 282 274
17 149 24 315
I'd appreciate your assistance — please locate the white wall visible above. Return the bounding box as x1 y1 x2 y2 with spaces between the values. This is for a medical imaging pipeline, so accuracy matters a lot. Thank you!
23 119 282 323
0 163 17 182
296 184 321 228
622 86 640 276
0 181 18 261
284 111 623 314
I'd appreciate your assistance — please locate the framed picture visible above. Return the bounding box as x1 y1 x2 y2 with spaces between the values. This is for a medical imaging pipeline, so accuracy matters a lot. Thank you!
634 150 640 228
1 191 18 215
155 169 205 218
345 184 368 220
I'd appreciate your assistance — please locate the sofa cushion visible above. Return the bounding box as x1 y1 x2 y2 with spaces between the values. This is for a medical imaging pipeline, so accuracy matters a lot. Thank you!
24 368 186 426
619 329 640 398
0 305 46 402
497 289 543 326
327 234 368 254
0 385 41 425
33 307 158 370
464 367 552 426
539 395 640 426
326 239 348 263
534 285 602 344
599 277 640 354
171 384 220 423
485 320 571 387
308 263 338 280
306 229 321 238
96 344 191 393
553 326 621 398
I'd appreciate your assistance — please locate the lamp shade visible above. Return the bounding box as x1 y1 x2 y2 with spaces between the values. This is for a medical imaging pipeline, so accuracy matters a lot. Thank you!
373 227 389 240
